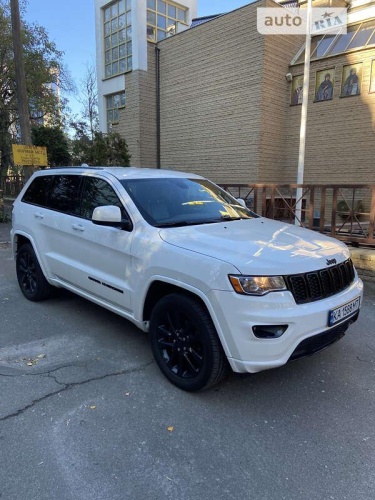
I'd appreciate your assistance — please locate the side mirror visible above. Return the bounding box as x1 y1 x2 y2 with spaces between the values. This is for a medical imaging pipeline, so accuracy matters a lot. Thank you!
236 198 246 208
92 205 132 231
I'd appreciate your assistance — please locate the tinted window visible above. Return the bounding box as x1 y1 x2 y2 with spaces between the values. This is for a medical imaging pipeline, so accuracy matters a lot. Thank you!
47 175 81 214
80 177 127 220
22 175 55 207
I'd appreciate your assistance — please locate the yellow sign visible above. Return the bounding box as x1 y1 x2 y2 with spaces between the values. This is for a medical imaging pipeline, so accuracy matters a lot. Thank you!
12 145 48 167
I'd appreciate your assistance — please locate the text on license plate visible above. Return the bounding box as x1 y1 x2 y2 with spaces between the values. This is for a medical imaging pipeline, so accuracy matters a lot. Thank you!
328 296 361 327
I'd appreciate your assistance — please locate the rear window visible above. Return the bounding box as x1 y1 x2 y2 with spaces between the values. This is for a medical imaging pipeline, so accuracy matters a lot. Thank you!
22 174 81 215
21 175 55 207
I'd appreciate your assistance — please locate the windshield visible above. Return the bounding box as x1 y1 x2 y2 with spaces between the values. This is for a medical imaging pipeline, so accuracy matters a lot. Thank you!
121 177 258 227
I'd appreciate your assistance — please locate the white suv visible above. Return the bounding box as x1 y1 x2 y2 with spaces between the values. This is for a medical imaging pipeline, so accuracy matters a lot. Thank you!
11 167 363 391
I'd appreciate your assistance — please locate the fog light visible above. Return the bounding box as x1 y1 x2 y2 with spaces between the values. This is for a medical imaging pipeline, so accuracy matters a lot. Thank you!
252 325 288 339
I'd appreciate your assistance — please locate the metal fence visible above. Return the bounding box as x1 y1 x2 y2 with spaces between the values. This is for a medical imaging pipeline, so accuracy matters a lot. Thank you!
0 175 25 197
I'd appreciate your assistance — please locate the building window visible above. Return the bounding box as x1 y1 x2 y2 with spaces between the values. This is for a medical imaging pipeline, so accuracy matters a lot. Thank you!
103 0 132 78
146 0 188 42
106 91 126 131
292 19 375 64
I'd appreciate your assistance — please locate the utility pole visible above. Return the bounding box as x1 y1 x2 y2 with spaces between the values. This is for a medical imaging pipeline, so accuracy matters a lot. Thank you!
295 0 312 225
10 0 34 180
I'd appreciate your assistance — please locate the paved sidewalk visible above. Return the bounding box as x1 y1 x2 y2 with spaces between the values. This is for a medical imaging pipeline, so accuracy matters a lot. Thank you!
0 221 11 244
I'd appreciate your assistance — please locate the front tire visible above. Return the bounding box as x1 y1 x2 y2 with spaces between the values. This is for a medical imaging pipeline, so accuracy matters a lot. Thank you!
149 293 229 391
16 243 54 301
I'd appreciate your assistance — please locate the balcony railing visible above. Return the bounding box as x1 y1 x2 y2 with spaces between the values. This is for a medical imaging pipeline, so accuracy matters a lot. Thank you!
221 183 375 247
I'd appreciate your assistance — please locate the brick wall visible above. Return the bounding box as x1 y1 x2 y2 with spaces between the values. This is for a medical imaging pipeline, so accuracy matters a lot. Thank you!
284 49 375 184
157 0 304 184
259 2 303 183
158 2 265 183
139 44 158 167
115 44 157 167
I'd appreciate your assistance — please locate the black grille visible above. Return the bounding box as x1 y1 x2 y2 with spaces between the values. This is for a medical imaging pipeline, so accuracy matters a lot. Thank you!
285 259 355 305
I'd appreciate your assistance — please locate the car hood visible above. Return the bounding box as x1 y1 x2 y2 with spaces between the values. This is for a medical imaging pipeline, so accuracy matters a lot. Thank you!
159 218 350 275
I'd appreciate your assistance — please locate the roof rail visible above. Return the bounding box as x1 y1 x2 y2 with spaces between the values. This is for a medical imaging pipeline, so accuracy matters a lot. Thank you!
49 165 105 170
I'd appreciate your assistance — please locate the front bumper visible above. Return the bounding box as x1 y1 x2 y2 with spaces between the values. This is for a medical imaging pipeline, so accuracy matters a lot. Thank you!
289 314 358 360
208 276 363 374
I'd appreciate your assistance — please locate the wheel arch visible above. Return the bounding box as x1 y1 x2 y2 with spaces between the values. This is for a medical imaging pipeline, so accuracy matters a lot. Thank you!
14 233 33 253
13 233 51 282
143 280 207 322
142 279 231 358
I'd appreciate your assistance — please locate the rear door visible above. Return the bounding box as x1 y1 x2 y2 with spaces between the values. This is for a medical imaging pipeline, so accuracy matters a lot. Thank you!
19 174 82 278
39 174 83 279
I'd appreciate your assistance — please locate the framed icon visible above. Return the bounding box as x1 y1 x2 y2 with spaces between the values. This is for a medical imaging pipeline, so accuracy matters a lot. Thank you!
315 68 334 101
291 75 303 105
341 63 362 97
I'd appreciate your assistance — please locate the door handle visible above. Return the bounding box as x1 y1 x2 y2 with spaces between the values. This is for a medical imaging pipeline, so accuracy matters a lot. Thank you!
72 224 85 232
34 212 44 219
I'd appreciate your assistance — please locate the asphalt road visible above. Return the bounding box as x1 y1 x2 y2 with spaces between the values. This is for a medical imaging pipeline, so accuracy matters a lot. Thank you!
0 241 374 500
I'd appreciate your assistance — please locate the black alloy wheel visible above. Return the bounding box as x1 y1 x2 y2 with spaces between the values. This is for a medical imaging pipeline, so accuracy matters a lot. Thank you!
16 243 53 301
149 293 229 391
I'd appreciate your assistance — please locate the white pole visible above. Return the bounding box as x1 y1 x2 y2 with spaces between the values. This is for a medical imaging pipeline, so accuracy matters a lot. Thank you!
295 0 312 225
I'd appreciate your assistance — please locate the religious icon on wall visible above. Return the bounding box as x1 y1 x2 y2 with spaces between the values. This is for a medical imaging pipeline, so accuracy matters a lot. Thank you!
315 69 334 101
341 63 362 97
291 75 303 105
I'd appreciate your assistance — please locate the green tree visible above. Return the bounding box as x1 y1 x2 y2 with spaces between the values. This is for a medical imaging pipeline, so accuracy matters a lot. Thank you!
31 125 71 166
70 123 131 167
92 131 131 166
0 0 73 178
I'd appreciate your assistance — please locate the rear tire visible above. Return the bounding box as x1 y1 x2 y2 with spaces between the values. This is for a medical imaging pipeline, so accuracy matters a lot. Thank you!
149 293 229 391
16 243 54 301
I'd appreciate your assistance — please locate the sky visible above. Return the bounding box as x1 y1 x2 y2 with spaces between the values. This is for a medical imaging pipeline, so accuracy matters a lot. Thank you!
23 0 251 117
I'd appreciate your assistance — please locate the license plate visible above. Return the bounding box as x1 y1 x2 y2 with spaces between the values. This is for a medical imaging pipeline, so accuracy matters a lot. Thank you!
328 296 361 327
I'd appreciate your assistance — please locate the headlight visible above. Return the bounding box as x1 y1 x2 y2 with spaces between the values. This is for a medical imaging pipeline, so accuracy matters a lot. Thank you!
228 275 287 296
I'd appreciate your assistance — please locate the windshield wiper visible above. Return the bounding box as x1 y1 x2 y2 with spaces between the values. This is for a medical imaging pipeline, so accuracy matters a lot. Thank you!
156 216 244 228
205 216 246 223
155 220 196 228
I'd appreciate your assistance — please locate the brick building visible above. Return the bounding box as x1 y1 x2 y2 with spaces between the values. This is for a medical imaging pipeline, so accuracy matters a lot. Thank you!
95 0 375 185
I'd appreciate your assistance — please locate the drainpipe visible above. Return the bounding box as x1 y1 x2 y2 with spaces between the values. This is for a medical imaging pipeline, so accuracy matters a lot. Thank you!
155 46 161 169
